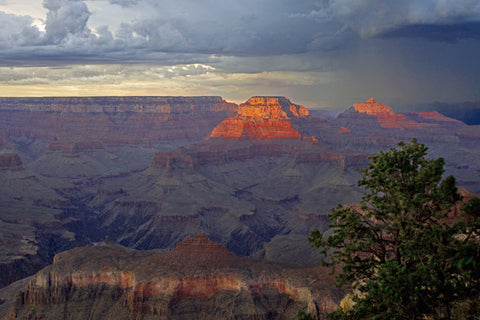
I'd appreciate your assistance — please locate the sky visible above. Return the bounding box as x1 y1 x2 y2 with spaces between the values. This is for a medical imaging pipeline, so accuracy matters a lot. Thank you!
0 0 479 109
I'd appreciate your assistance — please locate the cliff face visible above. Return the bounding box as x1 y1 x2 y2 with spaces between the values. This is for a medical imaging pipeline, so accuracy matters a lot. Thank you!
151 139 322 168
207 97 308 140
348 97 463 129
352 97 394 115
3 235 342 320
0 96 237 148
0 96 237 114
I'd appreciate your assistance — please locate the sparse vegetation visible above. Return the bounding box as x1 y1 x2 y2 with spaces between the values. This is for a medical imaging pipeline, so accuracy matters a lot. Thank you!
307 139 480 319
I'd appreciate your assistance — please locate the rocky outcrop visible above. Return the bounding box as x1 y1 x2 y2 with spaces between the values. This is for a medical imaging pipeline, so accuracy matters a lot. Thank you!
0 153 23 170
348 98 463 129
352 97 394 115
3 235 342 320
236 96 310 119
352 98 423 129
207 97 308 140
339 127 351 134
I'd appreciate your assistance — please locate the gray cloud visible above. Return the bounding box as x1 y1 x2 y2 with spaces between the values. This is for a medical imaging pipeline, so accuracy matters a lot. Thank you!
0 0 479 107
43 0 91 44
0 0 478 65
0 11 42 48
327 0 480 37
379 22 480 42
109 0 140 7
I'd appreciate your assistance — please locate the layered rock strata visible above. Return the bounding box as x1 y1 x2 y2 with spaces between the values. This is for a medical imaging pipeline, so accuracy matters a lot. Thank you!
0 96 237 148
208 97 308 139
350 97 463 129
2 235 342 320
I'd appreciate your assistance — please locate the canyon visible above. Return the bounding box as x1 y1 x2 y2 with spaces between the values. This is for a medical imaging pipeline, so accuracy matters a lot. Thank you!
0 95 479 317
0 235 342 320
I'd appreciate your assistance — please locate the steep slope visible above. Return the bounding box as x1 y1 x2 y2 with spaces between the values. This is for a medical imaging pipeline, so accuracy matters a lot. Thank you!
329 98 480 190
0 152 82 289
1 235 342 320
338 97 464 131
208 96 308 140
0 96 237 163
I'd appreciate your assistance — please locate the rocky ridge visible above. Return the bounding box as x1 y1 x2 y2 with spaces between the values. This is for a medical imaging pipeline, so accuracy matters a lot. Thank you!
208 97 308 139
0 97 237 160
1 235 342 320
347 97 463 129
0 96 237 114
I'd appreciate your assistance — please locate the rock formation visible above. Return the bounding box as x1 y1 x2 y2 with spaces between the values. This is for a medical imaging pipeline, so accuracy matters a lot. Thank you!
352 97 393 115
0 96 237 153
0 154 23 170
207 97 308 139
1 94 480 298
348 97 463 129
1 235 342 320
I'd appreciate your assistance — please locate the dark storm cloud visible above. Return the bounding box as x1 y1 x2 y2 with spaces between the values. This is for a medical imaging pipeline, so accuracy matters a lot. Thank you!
0 0 344 65
326 0 480 37
379 22 480 42
0 0 479 76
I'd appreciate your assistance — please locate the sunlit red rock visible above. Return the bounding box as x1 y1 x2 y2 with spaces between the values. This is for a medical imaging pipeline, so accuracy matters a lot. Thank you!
207 96 307 140
377 113 427 129
339 127 351 134
352 97 393 115
352 98 427 129
7 235 342 319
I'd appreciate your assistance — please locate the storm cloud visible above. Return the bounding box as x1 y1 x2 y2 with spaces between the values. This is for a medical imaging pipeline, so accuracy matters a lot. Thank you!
1 0 479 62
0 0 479 107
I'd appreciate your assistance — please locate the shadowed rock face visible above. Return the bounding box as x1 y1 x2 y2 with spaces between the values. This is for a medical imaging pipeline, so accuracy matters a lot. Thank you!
208 97 308 140
0 154 22 170
1 235 343 320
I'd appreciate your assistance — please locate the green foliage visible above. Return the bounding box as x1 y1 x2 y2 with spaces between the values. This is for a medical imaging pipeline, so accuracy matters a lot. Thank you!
309 139 480 319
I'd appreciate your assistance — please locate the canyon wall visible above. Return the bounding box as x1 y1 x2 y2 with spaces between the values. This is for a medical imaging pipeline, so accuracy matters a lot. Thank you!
0 96 237 151
2 235 342 320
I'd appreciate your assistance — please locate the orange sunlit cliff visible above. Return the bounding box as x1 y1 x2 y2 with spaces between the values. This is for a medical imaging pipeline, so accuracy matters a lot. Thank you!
351 97 463 129
353 97 425 129
207 96 308 140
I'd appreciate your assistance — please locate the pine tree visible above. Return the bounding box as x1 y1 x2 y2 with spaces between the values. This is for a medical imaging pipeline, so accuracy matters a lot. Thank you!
309 139 480 319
